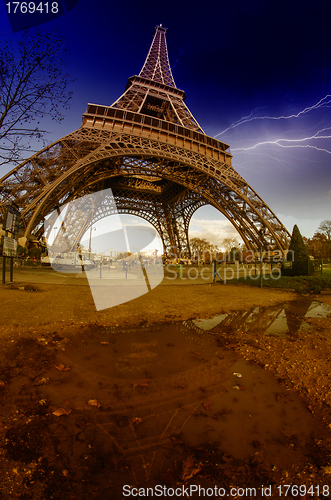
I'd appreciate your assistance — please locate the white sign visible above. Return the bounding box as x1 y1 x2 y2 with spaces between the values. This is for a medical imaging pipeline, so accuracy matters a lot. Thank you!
3 236 17 257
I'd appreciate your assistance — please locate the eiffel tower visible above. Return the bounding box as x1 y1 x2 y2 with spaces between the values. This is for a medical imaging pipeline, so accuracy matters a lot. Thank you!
0 25 290 255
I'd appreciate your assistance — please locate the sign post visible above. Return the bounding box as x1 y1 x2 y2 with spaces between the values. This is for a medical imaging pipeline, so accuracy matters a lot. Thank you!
2 256 5 285
1 204 20 284
260 248 263 288
1 236 18 284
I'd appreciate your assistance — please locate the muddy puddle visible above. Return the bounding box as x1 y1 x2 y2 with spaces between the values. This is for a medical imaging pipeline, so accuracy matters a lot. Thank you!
0 299 330 498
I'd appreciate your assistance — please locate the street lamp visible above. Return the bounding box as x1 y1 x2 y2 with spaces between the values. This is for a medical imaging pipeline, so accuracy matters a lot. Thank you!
52 227 58 246
89 226 96 259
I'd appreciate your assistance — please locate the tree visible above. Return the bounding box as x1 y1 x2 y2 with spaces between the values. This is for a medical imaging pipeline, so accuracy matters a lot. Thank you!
284 225 309 276
309 232 327 259
189 237 218 262
190 237 210 255
222 237 238 253
0 29 72 165
317 220 331 261
222 237 239 262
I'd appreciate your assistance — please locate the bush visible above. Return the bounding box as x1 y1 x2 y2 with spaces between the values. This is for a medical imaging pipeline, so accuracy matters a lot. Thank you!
294 284 306 294
17 245 28 259
28 247 42 259
310 284 322 294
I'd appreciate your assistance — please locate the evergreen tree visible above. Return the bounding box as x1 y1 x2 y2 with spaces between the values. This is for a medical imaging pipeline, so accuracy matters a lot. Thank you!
284 225 309 276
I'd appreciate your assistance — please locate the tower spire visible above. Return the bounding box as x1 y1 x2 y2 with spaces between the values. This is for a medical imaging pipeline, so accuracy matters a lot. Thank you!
110 25 204 132
139 25 176 88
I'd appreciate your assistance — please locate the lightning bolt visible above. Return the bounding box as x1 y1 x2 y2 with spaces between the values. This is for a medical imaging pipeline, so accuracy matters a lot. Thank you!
216 94 331 138
233 126 331 155
214 93 331 165
211 93 331 236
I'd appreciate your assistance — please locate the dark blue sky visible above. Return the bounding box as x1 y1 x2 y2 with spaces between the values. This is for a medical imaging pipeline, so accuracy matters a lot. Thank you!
1 0 331 239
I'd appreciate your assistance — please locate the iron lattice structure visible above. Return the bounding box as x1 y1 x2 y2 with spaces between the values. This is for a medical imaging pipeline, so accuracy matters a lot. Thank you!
0 25 290 255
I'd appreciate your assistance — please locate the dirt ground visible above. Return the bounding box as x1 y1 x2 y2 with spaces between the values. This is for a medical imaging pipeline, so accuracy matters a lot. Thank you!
0 279 296 326
1 281 331 499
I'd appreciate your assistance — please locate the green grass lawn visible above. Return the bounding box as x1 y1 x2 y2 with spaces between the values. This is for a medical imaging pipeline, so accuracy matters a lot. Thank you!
230 268 331 293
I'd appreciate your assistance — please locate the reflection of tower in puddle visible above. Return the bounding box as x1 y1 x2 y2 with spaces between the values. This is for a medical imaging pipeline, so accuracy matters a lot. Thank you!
187 300 321 338
263 299 318 336
284 299 312 335
186 306 285 335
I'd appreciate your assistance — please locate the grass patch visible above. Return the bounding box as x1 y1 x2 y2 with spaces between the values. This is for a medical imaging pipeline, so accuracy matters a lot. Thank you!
229 268 331 294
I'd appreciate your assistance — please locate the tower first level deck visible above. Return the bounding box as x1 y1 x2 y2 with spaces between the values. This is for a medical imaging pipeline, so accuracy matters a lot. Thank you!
83 104 232 168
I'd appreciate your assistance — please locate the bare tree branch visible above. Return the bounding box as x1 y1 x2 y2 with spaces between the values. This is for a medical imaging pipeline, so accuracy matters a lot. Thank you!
0 28 72 165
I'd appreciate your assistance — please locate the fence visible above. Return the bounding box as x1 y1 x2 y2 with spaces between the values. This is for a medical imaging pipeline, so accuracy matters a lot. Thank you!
0 257 44 269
